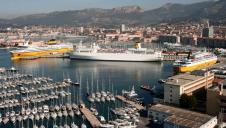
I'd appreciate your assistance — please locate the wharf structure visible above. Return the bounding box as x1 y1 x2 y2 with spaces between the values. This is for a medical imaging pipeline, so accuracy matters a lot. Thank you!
115 95 144 110
0 67 83 128
164 70 214 105
79 103 101 128
148 104 217 128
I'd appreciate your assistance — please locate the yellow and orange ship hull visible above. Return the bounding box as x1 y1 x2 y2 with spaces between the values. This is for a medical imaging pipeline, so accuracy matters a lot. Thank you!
11 48 73 60
174 59 217 73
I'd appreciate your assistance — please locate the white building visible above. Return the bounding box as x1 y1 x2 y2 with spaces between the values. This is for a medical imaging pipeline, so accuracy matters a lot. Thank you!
148 104 217 128
164 70 214 104
80 27 84 33
121 24 126 32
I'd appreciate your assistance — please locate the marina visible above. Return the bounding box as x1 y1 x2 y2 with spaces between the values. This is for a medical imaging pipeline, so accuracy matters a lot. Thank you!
0 48 174 128
0 67 90 128
0 66 152 128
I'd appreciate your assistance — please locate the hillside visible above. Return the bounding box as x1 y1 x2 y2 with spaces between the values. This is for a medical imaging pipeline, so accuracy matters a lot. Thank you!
1 0 225 26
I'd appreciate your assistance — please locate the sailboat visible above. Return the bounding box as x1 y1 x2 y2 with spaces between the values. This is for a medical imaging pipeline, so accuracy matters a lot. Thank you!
122 86 137 98
100 107 114 128
71 122 78 128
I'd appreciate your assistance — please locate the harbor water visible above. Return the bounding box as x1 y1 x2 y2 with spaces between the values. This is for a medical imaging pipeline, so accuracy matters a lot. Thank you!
0 48 174 127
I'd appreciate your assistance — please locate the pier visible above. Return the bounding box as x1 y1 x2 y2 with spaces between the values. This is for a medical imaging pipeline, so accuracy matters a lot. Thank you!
115 95 145 110
79 104 101 128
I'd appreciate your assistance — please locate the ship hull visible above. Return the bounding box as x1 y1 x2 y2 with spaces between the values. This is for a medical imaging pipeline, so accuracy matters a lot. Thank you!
11 48 73 60
70 52 162 62
174 58 217 73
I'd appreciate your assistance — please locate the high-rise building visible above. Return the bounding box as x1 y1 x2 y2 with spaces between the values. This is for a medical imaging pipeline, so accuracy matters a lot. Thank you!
197 37 226 48
158 35 178 44
80 27 84 33
121 24 126 32
202 26 214 38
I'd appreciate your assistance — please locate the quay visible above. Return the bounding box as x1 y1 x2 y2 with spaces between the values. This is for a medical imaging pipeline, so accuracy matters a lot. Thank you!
115 95 145 110
79 104 101 128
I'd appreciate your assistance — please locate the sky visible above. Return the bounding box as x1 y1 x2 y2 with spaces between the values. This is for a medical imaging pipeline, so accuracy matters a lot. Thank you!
0 0 209 19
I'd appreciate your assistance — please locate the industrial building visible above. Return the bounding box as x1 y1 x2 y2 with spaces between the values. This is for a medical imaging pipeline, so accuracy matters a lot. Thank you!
197 37 226 48
158 35 180 44
202 26 214 38
164 70 214 104
180 36 196 46
148 104 217 128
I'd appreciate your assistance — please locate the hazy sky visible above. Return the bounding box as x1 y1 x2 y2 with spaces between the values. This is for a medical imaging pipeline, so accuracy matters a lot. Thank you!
0 0 209 19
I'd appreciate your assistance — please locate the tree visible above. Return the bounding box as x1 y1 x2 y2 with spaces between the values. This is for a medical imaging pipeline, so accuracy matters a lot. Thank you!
189 95 197 109
179 93 197 109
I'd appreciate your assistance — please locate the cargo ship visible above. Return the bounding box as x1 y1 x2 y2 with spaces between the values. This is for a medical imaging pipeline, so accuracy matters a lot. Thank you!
173 52 217 73
10 39 73 60
70 42 163 62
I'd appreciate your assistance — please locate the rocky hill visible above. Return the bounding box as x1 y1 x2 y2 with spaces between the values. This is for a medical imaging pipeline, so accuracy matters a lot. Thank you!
2 0 226 26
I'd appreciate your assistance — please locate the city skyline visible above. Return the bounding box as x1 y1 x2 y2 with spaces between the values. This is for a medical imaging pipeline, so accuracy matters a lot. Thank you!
0 0 209 19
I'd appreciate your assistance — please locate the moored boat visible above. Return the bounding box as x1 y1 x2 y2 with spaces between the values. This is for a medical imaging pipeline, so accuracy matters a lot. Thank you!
10 39 73 60
173 52 217 73
140 85 155 93
122 86 137 98
70 42 163 62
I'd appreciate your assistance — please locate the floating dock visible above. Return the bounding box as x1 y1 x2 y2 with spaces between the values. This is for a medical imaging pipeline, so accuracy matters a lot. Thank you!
115 95 145 110
79 104 101 128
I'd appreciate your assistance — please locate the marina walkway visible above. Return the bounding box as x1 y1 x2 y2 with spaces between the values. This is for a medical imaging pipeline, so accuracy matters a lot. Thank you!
79 105 101 128
116 95 145 110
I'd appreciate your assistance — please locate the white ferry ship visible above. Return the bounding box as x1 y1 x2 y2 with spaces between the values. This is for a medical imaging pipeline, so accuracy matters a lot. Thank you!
69 42 163 62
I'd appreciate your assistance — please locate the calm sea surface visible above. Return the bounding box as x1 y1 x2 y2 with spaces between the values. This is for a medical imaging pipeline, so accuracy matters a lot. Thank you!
0 48 173 127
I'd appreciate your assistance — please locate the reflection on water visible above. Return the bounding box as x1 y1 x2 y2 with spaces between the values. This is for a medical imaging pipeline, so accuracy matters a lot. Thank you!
1 49 174 100
0 49 174 126
12 58 166 84
11 58 173 99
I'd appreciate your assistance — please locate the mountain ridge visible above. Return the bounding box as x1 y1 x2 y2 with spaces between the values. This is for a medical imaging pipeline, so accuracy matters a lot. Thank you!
1 1 226 26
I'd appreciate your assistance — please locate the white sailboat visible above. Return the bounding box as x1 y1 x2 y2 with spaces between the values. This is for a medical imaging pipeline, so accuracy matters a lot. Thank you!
122 86 137 98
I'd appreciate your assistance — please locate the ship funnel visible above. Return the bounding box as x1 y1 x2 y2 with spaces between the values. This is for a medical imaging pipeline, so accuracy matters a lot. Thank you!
23 39 30 46
135 42 141 49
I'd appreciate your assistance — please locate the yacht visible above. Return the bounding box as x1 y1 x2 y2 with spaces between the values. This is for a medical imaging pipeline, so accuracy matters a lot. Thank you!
122 86 137 98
